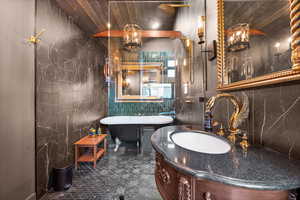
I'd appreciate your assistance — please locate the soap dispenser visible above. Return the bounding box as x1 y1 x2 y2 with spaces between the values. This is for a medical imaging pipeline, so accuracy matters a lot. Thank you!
204 111 213 132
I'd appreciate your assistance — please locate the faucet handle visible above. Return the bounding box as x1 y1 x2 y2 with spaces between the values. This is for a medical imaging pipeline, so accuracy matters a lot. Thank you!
227 129 239 144
217 124 225 136
240 133 250 151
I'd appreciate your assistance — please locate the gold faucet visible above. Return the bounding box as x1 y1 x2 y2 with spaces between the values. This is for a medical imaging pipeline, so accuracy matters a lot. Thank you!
205 93 250 150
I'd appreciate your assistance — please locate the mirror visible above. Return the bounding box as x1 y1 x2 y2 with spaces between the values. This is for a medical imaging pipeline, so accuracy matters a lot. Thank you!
116 62 171 101
217 0 300 90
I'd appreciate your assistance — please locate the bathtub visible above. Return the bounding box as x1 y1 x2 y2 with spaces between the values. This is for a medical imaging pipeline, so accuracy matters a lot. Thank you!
100 116 174 151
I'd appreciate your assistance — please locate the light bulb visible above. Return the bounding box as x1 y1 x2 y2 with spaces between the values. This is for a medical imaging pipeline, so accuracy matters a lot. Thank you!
152 22 160 29
186 39 190 47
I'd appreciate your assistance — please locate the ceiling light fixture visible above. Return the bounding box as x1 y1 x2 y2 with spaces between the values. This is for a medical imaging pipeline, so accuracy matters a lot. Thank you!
123 24 142 51
227 23 250 52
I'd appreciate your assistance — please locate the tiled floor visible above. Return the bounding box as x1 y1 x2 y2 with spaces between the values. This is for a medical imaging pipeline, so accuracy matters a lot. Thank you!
43 130 162 200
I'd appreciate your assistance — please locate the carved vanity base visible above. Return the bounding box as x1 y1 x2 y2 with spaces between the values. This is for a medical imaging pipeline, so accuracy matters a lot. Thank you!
155 152 289 200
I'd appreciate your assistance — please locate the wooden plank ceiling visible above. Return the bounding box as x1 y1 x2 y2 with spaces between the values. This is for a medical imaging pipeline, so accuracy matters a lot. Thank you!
224 0 290 38
55 0 182 47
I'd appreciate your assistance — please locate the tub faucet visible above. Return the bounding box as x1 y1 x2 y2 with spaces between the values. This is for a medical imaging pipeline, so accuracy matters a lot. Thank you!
205 93 250 150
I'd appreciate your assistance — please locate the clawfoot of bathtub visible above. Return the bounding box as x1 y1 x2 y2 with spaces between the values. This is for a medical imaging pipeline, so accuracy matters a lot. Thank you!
114 138 121 152
137 140 140 153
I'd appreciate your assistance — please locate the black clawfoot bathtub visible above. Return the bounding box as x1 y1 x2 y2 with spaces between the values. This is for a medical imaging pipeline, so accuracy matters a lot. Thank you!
100 116 174 151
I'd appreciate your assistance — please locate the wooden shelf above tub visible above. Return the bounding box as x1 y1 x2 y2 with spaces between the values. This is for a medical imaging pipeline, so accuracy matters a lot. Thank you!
93 30 182 38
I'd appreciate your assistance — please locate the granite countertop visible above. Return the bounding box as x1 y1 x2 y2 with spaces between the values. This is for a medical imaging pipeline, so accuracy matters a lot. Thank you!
151 125 300 191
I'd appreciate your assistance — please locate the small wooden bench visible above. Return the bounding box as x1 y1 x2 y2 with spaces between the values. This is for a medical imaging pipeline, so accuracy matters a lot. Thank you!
74 134 108 169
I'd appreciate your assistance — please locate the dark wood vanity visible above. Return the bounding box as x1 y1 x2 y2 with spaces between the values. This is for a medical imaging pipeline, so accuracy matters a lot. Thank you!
152 126 300 200
155 152 288 200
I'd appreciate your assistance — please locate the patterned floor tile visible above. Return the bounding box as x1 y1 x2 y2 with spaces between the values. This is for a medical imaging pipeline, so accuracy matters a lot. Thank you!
43 132 163 200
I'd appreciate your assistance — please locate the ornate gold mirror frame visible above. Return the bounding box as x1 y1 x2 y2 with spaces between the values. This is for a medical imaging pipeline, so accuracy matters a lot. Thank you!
217 0 300 91
116 62 163 102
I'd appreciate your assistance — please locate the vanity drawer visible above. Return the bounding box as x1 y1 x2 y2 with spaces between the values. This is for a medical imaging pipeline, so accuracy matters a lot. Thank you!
194 179 288 200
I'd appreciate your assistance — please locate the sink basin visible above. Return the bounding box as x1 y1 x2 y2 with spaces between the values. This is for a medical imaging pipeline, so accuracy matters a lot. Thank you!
171 131 231 154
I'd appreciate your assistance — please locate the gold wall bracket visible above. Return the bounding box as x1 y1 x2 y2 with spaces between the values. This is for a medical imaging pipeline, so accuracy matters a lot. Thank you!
27 29 46 44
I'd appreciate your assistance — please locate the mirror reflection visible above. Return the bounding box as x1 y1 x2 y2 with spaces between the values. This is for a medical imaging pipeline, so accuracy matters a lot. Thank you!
223 0 291 84
117 63 169 100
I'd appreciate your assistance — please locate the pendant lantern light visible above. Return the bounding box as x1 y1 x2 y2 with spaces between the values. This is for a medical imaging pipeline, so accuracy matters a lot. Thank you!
123 24 142 51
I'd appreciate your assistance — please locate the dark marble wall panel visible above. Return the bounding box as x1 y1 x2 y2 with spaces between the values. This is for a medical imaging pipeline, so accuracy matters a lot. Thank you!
173 0 206 125
181 0 300 161
207 83 300 160
35 0 107 198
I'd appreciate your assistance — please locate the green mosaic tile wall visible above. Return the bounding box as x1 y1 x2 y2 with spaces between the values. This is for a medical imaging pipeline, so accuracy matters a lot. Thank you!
108 82 174 116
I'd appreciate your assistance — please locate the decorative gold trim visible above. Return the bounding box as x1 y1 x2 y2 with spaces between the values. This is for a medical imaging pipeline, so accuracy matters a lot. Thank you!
218 69 300 91
217 0 225 89
116 62 163 101
290 0 300 71
155 153 171 185
178 177 192 200
216 0 300 91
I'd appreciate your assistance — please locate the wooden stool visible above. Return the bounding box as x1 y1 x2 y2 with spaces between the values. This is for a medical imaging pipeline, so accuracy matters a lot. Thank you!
74 134 108 169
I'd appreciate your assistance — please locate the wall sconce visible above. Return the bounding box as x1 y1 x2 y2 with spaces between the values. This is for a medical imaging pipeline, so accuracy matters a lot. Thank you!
123 24 142 51
183 82 189 95
122 79 130 88
227 23 250 52
104 57 113 83
198 16 205 44
274 42 281 54
183 58 187 67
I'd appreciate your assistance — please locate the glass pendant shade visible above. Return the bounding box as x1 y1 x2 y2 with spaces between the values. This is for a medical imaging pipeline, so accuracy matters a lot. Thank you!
123 24 142 51
227 23 250 52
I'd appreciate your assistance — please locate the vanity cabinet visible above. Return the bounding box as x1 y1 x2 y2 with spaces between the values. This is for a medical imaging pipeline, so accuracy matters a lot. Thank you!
194 179 288 200
155 153 180 200
155 153 289 200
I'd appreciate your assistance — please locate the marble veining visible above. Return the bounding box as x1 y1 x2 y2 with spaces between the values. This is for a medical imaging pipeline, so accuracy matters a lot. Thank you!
260 98 266 145
265 97 300 136
36 0 107 198
151 125 300 191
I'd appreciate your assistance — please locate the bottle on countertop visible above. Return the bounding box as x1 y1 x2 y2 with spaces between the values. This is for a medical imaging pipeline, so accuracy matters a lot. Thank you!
97 127 102 135
204 111 213 132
